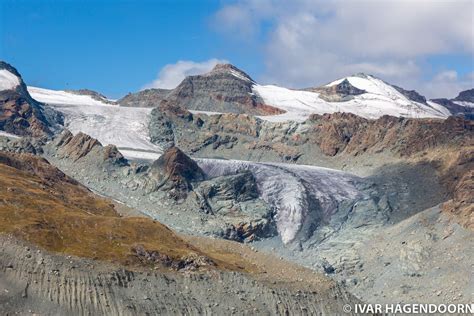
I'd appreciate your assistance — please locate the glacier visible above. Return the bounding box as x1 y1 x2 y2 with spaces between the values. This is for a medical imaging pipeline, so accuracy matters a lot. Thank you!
197 158 364 244
28 87 162 160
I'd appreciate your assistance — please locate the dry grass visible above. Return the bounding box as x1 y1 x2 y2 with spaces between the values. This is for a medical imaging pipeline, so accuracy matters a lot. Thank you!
0 155 255 272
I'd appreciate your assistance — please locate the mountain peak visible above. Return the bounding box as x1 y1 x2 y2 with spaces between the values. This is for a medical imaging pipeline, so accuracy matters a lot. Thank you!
454 88 474 103
352 73 373 79
208 63 254 82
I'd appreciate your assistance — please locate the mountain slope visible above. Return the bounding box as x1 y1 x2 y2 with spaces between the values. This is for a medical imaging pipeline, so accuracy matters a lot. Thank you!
0 150 359 315
253 74 450 121
160 64 284 115
118 88 171 107
27 86 162 160
0 61 63 137
431 88 474 119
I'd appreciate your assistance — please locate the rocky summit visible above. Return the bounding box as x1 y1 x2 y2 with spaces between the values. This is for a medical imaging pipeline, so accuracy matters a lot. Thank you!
160 63 285 115
0 58 472 315
0 62 63 137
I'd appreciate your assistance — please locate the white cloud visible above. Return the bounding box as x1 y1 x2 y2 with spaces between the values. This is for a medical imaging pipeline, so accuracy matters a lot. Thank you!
143 59 228 90
213 0 473 97
421 71 474 99
433 70 458 82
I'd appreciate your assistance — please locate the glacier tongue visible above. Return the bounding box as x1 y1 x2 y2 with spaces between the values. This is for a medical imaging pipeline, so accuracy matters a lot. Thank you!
197 159 364 244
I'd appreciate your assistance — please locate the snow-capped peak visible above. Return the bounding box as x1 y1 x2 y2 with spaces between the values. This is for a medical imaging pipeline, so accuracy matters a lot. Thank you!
253 74 450 122
325 74 403 99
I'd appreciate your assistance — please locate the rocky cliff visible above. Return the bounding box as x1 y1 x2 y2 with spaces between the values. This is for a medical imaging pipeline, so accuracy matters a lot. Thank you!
149 103 472 160
0 61 63 137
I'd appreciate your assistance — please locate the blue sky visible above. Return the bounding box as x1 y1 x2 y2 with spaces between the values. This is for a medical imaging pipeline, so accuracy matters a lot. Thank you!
0 0 264 97
1 0 472 98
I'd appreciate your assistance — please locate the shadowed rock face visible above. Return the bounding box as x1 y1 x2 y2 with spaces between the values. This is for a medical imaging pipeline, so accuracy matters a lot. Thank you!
431 88 474 119
0 61 63 137
391 85 427 104
162 64 284 115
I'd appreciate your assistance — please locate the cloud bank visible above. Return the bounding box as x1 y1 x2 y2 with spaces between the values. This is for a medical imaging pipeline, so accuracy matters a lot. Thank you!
213 0 473 98
143 59 228 90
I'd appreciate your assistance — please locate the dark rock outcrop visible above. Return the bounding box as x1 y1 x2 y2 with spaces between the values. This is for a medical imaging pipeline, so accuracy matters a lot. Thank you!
198 170 258 203
454 88 474 103
431 89 474 119
49 130 128 165
305 113 473 157
0 61 63 137
311 78 366 102
441 148 474 229
118 88 171 107
392 85 427 104
149 146 204 195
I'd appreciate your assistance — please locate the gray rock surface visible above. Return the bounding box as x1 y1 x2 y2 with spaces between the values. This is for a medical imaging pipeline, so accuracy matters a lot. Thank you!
454 88 474 103
158 64 283 115
0 235 361 316
43 133 276 243
118 88 171 107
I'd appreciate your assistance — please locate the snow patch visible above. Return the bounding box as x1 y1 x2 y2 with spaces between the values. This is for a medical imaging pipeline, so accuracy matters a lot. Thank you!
229 69 252 82
189 110 224 116
28 86 114 106
426 101 452 116
119 149 162 161
0 131 21 139
0 69 20 91
453 101 474 108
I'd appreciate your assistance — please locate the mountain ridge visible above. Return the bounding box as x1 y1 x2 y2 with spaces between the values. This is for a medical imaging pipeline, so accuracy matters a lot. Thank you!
13 60 472 121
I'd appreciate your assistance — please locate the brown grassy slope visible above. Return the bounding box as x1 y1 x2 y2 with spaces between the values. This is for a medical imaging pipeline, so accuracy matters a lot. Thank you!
0 151 255 272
